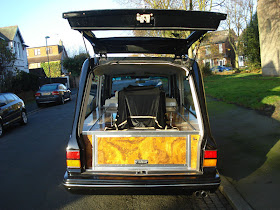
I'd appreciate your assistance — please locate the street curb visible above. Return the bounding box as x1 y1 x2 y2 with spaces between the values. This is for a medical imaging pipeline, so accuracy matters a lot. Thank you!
219 175 253 210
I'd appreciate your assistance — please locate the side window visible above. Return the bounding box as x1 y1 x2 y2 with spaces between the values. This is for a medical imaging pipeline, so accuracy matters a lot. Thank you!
85 76 98 117
0 95 7 106
4 94 15 103
183 79 196 116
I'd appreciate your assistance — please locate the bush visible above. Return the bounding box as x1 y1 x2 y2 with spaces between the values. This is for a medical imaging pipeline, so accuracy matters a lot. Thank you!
201 63 212 76
0 70 40 94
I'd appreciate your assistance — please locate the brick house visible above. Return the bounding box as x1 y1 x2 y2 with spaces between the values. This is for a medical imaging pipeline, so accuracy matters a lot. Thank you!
0 25 29 73
197 30 236 68
27 40 68 77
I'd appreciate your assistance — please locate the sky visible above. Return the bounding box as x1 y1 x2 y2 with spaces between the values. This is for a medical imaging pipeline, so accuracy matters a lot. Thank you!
0 0 127 56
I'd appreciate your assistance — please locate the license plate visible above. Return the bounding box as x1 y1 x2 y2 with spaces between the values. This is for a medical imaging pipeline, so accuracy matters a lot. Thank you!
42 92 51 96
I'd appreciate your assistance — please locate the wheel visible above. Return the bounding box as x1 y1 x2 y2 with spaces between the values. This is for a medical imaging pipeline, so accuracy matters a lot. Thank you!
0 123 3 138
20 111 28 125
60 96 65 105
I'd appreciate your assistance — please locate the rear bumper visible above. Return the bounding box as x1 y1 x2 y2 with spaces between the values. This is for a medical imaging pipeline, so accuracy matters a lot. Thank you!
63 171 220 191
36 96 60 104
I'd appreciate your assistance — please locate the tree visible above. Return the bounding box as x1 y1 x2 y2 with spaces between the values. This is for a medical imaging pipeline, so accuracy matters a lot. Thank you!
242 12 260 66
62 53 88 77
115 0 223 58
0 39 16 76
224 0 254 68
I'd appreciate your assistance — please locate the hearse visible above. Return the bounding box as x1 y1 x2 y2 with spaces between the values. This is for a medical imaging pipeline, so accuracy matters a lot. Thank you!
62 9 226 195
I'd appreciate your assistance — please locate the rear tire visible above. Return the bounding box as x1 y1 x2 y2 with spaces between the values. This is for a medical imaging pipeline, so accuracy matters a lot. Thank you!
60 96 65 105
20 111 28 125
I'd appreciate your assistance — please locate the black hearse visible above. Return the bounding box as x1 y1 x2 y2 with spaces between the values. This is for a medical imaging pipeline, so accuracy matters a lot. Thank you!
62 9 226 195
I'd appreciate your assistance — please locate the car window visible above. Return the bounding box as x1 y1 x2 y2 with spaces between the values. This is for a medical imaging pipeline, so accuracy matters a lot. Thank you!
10 94 19 101
183 79 196 116
4 94 15 103
111 76 169 96
40 84 58 91
0 95 7 106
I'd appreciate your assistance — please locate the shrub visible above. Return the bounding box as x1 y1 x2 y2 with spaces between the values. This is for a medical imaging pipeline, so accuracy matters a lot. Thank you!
201 63 212 76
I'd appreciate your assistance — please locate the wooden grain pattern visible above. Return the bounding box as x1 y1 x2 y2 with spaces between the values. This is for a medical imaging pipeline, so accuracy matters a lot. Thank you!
191 135 200 169
97 137 186 165
83 135 93 169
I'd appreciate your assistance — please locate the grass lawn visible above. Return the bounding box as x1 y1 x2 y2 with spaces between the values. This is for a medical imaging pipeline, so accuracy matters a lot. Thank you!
203 73 280 119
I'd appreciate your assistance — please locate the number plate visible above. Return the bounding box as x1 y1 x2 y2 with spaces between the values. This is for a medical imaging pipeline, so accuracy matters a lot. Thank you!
42 92 51 96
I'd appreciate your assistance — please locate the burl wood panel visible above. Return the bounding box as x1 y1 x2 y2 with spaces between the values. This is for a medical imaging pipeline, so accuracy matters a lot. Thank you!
83 135 93 169
191 135 200 169
97 137 186 165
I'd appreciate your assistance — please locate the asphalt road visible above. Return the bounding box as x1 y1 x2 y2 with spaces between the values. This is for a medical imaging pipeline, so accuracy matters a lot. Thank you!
0 96 232 210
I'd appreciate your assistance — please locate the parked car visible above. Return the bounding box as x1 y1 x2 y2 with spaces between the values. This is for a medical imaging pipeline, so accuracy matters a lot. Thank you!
35 83 71 107
211 66 233 72
0 93 27 137
62 9 226 195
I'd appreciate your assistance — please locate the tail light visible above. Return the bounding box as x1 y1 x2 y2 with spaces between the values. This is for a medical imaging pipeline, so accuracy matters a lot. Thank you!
203 150 217 167
35 93 40 97
66 150 81 168
52 91 60 95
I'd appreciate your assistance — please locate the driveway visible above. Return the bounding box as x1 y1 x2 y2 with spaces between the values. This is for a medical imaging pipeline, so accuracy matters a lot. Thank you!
207 97 280 209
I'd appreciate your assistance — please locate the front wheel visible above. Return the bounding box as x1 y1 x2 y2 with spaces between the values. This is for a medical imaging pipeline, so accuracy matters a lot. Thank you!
20 111 28 125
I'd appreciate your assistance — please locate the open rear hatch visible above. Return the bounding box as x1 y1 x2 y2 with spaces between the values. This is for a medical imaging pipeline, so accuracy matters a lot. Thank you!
63 9 226 55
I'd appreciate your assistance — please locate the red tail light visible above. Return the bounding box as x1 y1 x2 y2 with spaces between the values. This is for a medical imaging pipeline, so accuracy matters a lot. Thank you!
203 150 217 167
204 150 217 159
66 150 81 168
66 151 80 159
35 93 40 97
52 91 59 95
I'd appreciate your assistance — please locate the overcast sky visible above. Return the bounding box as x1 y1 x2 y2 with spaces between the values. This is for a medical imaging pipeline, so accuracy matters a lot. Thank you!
0 0 128 56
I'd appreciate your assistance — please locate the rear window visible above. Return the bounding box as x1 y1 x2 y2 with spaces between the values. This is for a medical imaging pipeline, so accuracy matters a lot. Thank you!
40 84 58 91
111 76 169 96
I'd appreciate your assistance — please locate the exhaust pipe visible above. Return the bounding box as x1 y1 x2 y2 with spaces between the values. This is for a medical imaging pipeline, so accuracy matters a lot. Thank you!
194 191 201 197
193 191 209 197
201 191 208 197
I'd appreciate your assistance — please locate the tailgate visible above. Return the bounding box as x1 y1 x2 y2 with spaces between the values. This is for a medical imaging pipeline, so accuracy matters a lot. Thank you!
84 134 201 172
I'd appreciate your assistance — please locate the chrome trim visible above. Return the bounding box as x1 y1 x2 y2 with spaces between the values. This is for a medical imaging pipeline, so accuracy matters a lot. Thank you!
64 183 220 188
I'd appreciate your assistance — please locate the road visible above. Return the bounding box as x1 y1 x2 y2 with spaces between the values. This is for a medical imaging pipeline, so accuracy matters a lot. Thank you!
0 96 232 210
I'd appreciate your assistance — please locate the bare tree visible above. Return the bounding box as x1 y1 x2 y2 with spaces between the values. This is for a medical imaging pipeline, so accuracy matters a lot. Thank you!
224 0 254 68
114 0 224 58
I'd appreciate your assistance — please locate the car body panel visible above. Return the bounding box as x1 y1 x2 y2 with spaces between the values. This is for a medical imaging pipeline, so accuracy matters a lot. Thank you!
0 93 26 134
35 83 71 105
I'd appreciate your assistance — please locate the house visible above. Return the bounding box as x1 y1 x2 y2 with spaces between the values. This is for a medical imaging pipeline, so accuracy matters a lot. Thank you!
0 25 29 73
197 30 236 68
27 40 68 77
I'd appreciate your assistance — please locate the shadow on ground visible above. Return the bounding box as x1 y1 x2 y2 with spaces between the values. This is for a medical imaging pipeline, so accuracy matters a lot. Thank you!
207 97 280 181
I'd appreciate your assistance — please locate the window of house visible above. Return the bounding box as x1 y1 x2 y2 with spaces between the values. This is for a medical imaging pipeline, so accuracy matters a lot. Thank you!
26 50 29 57
34 48 41 56
17 42 21 58
46 47 53 54
219 43 223 53
14 41 18 56
205 45 210 55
